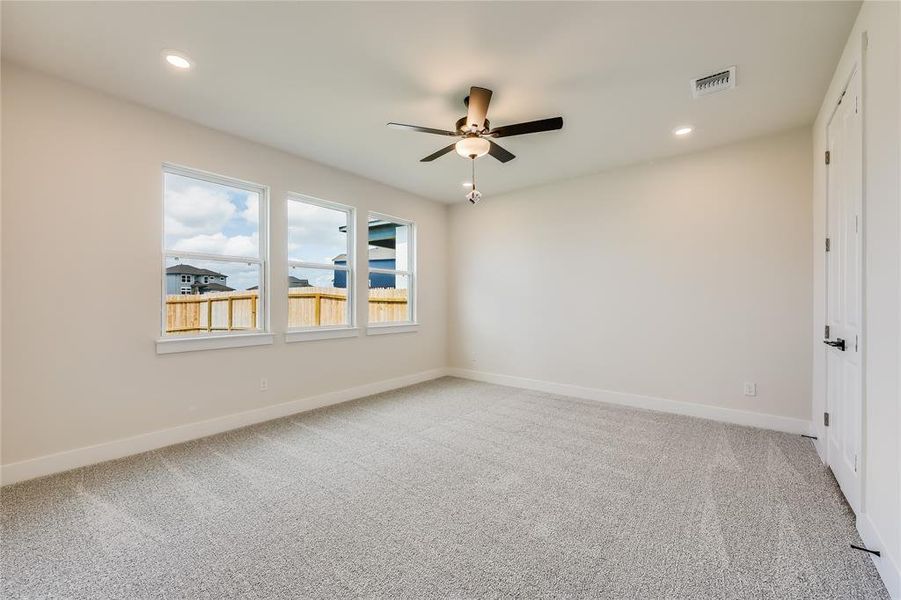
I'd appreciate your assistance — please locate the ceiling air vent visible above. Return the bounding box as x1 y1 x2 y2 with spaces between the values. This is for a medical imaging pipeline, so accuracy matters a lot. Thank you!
691 66 736 98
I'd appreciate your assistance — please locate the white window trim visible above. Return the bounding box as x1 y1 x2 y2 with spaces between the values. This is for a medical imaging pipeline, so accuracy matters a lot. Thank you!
156 332 275 354
367 211 417 330
286 192 356 335
286 327 361 343
161 164 270 343
366 323 419 335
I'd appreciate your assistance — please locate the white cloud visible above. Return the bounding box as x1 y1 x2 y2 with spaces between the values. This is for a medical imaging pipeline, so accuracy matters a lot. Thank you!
287 201 347 262
165 185 236 237
241 195 259 225
171 232 259 258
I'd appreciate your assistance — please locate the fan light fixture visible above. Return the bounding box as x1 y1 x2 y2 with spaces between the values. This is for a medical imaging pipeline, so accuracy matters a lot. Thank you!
455 137 490 158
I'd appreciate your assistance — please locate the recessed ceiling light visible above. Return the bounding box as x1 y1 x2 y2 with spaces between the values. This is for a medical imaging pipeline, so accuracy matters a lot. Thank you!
673 126 693 136
163 51 192 70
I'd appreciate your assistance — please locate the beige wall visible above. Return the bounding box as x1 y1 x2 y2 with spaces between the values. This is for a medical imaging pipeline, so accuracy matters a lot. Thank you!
812 1 900 594
448 128 813 421
0 63 448 465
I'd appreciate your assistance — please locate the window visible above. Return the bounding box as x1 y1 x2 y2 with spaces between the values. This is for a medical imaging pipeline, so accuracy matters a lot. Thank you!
162 165 267 338
367 213 415 326
286 194 353 331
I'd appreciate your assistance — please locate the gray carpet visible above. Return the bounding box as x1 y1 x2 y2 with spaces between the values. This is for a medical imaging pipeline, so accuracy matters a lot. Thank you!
1 377 889 599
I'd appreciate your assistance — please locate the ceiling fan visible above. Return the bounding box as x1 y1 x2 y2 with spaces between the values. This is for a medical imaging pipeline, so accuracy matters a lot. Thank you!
387 86 563 165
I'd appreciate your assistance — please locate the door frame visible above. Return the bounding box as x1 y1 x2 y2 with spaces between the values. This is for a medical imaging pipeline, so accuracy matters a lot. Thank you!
823 52 866 512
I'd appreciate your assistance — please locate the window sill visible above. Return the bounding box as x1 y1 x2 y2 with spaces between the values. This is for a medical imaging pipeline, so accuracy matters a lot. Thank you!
366 323 420 336
285 327 360 343
156 332 274 355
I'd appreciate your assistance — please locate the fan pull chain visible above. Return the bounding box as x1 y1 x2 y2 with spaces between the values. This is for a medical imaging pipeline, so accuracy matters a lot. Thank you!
466 157 482 205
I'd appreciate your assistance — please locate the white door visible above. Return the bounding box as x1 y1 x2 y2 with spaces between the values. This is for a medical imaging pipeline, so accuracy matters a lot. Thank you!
825 65 863 514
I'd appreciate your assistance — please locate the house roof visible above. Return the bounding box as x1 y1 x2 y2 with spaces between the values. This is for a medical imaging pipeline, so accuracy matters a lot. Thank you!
333 246 395 263
166 264 226 277
248 276 311 291
196 282 234 292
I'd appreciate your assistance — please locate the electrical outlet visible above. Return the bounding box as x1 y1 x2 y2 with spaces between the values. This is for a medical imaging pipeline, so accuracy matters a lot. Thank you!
743 382 757 397
259 378 269 391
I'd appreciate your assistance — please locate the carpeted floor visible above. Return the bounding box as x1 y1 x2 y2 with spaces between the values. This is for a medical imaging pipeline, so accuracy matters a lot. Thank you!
1 377 889 599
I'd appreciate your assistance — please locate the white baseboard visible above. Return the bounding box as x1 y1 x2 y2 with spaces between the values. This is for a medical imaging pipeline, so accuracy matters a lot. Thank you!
857 513 901 599
0 368 449 486
448 367 814 436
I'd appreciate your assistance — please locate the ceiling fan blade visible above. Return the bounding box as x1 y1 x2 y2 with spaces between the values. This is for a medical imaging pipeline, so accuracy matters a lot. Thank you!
487 140 515 163
489 116 563 138
387 122 458 136
420 143 457 162
465 87 493 131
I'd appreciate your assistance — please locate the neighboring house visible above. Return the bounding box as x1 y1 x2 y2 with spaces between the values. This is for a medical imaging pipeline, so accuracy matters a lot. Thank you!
165 264 234 295
288 276 312 288
335 219 406 289
247 276 311 291
333 246 395 288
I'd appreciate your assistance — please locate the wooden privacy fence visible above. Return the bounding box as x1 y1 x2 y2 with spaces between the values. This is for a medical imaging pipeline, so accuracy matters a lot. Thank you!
166 291 258 334
288 287 347 327
366 287 409 325
165 287 409 333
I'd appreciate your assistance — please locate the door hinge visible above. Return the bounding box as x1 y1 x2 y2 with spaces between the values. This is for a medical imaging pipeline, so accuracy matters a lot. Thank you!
825 238 831 252
825 150 831 165
825 325 831 338
824 412 830 427
855 335 858 352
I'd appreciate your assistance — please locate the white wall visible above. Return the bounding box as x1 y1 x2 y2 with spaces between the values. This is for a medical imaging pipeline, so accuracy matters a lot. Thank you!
812 1 900 596
0 64 448 471
448 128 813 426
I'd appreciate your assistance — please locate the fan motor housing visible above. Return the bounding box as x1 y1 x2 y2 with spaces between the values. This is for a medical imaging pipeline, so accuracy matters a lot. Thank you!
456 116 489 134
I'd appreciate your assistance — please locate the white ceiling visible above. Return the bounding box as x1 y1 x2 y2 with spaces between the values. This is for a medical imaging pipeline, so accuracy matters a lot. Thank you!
2 1 859 203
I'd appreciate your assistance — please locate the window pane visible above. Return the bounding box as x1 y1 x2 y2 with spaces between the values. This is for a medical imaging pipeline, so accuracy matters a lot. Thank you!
288 267 349 329
164 257 261 335
164 172 260 258
288 200 349 264
365 216 410 271
368 273 410 324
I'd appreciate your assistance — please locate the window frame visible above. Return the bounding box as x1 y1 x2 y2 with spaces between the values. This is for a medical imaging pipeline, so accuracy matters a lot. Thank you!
366 211 417 333
158 163 271 352
285 192 357 340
